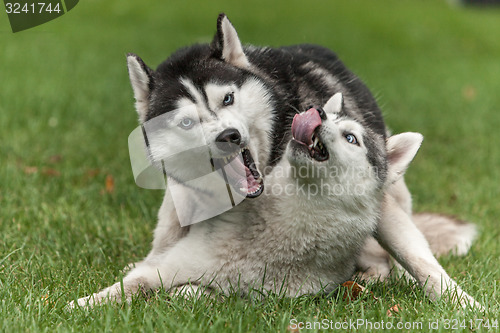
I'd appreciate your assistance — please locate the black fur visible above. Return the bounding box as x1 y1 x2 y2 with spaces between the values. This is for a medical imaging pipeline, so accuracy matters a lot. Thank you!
136 16 387 175
127 53 155 93
210 13 228 60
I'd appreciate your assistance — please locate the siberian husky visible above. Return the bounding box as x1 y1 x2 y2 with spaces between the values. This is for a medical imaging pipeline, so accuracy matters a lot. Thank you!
72 94 424 303
70 14 481 309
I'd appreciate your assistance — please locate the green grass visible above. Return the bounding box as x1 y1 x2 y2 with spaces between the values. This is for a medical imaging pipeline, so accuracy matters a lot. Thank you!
1 0 499 331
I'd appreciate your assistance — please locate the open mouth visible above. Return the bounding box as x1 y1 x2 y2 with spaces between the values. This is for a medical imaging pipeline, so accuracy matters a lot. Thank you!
291 108 329 161
211 147 264 198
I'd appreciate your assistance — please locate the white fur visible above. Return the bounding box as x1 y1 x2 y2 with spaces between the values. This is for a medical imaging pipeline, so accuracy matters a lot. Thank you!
356 173 482 309
373 178 483 309
411 213 477 256
73 19 483 311
174 78 274 172
220 16 250 68
69 96 429 309
357 212 478 282
323 92 343 114
204 83 238 112
385 133 423 185
73 97 422 306
127 55 150 123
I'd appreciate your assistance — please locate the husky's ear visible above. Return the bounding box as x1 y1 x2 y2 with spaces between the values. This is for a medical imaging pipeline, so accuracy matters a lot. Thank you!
211 13 250 68
386 132 423 185
127 53 153 123
323 93 343 113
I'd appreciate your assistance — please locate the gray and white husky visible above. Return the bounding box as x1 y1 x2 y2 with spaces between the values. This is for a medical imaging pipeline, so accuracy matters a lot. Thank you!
73 94 423 303
70 14 481 308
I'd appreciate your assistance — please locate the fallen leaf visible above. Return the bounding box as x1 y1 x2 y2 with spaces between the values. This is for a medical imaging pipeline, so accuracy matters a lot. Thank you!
286 324 300 333
341 281 366 302
340 281 379 303
105 174 115 193
387 304 400 317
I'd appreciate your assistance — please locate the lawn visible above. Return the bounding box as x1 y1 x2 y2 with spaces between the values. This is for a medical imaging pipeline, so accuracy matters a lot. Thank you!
1 0 499 331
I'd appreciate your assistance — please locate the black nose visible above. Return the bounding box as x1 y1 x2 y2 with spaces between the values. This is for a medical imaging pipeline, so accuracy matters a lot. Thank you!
316 107 327 120
307 105 327 120
216 128 242 151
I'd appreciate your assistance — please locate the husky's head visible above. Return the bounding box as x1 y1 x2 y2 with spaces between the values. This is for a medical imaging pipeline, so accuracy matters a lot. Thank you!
289 93 423 196
126 14 270 198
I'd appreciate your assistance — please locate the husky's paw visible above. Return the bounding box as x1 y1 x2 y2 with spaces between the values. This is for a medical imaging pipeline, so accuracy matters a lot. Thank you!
66 295 96 310
66 282 126 310
67 292 118 310
441 288 484 312
457 293 485 312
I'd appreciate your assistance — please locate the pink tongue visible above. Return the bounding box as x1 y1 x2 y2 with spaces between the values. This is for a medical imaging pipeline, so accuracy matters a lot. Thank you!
224 156 246 186
223 155 259 193
291 108 322 145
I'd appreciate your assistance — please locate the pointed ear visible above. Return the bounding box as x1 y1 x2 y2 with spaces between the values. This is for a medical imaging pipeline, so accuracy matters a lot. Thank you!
386 132 423 185
127 53 153 123
211 13 250 68
323 93 343 113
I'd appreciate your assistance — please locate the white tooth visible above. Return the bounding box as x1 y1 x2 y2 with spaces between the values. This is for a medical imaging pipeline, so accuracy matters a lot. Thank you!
313 137 319 148
308 144 313 149
223 157 228 164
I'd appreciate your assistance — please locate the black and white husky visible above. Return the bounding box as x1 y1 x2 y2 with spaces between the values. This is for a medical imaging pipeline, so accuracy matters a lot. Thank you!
70 14 481 308
74 94 423 302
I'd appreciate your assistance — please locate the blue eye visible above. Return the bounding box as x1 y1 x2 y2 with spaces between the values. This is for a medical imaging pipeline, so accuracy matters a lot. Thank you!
178 117 194 129
223 92 234 106
345 134 358 145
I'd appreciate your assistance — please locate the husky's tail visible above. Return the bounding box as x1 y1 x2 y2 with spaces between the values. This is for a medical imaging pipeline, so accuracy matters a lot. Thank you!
412 213 477 256
356 213 477 280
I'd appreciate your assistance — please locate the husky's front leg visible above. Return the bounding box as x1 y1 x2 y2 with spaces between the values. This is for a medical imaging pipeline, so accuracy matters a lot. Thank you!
69 262 167 308
69 233 216 308
376 190 482 310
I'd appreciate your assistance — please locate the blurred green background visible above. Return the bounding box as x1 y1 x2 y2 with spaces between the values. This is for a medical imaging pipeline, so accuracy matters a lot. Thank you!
0 0 499 331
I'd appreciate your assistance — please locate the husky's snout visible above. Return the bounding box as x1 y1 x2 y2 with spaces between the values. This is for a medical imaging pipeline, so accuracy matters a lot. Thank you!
210 127 264 198
215 128 242 153
291 108 329 161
